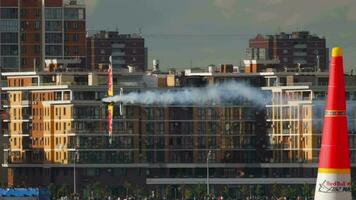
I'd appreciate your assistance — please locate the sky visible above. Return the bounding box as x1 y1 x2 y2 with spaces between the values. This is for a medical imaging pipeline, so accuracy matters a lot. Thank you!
84 0 356 72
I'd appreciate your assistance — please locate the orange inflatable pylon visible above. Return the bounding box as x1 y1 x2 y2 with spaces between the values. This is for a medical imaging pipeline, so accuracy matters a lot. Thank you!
314 47 352 200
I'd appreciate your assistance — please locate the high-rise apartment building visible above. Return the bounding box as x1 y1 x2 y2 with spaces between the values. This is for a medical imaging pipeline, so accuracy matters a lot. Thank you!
247 31 328 72
1 69 271 197
0 0 86 72
86 31 147 72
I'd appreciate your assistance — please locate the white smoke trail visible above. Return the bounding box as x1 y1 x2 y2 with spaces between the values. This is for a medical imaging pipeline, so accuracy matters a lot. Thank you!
102 81 268 106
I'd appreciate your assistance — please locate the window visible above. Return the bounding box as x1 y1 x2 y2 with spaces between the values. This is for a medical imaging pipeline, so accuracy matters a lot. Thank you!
45 33 62 43
72 34 79 41
20 9 27 18
1 33 18 43
45 21 62 31
45 8 62 19
74 46 79 55
33 45 40 54
21 58 27 66
64 8 84 20
34 21 40 30
34 9 41 18
0 20 18 32
0 45 18 56
45 45 63 56
21 46 26 54
34 34 40 42
1 8 18 19
72 22 78 29
64 34 69 41
21 33 26 42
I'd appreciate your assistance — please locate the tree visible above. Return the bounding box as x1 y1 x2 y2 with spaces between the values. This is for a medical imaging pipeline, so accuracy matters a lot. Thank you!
271 184 282 199
184 186 193 199
301 183 312 199
123 180 133 197
240 185 250 198
281 185 297 199
85 182 109 199
222 186 232 199
56 185 71 199
255 185 265 198
351 182 356 198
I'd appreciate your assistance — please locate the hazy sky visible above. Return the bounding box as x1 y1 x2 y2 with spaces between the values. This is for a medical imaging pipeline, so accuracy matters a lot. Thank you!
85 0 356 72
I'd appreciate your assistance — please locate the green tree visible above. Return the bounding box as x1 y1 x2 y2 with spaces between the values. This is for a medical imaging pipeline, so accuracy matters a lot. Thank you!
48 183 57 199
301 183 312 199
240 185 250 198
222 186 233 199
184 186 193 199
271 184 282 199
351 182 356 197
85 182 109 199
282 185 297 199
56 185 70 199
255 185 264 197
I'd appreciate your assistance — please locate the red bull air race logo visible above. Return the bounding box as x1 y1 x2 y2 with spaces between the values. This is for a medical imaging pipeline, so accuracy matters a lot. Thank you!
318 180 351 193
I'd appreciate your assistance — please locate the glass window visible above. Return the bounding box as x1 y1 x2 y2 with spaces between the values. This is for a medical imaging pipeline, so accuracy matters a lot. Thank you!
1 45 18 56
64 8 84 20
0 20 18 32
72 34 79 41
33 45 40 54
0 33 18 43
45 8 62 19
46 33 63 43
45 21 62 31
34 21 40 30
0 8 18 19
45 45 63 56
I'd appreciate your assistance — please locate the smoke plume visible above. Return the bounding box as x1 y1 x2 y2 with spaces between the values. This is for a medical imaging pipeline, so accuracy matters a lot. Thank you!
102 81 268 106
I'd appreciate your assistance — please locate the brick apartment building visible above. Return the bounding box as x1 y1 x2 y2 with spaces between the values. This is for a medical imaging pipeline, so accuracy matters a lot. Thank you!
0 0 86 72
86 31 147 72
246 31 328 72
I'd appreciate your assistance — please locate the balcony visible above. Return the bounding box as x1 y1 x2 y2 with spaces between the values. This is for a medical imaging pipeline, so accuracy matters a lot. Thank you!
112 44 125 48
293 44 307 49
21 100 30 107
112 51 125 56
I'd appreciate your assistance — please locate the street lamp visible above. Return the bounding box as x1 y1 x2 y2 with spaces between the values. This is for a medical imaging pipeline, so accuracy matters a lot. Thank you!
207 150 212 198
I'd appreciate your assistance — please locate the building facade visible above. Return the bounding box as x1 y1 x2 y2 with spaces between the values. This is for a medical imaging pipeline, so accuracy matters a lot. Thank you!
0 70 269 196
247 31 328 72
0 0 86 72
3 68 356 198
262 72 356 176
86 31 147 72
